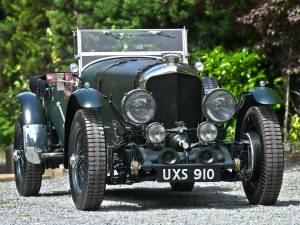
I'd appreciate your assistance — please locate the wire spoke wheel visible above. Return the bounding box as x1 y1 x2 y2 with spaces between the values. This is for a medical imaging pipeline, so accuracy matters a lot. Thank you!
240 131 261 182
240 106 284 205
71 129 85 194
69 109 107 211
15 128 25 184
14 115 43 196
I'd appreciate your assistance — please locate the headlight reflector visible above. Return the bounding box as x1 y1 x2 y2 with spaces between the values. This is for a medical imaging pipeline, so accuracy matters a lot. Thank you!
121 89 156 124
203 89 236 123
146 122 166 144
197 122 218 142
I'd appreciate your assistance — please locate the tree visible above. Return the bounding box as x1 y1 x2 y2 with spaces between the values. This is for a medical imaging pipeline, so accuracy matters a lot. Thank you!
238 0 300 143
0 0 256 146
0 0 51 146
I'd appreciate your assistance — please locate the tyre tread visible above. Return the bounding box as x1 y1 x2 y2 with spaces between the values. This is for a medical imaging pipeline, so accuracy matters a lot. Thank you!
69 109 107 211
242 106 284 205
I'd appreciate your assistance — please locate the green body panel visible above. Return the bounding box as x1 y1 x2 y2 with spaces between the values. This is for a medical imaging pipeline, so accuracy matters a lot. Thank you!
43 57 199 147
247 87 280 105
95 59 158 109
43 57 280 149
44 86 66 144
80 57 160 145
44 79 108 144
79 57 199 146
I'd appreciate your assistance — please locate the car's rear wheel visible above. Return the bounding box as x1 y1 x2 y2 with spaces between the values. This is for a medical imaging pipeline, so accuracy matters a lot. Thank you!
240 106 284 205
14 115 43 196
170 182 194 192
69 109 107 211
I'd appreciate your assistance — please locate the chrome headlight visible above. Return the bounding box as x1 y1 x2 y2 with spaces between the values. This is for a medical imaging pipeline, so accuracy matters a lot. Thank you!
203 89 236 123
146 122 166 144
197 122 218 142
121 89 156 124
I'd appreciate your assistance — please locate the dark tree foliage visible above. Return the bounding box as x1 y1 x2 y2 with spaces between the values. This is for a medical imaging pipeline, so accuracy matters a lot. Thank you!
0 0 298 146
238 0 300 76
238 0 300 143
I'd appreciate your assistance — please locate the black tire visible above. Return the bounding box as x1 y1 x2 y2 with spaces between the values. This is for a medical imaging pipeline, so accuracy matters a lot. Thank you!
170 182 194 192
240 106 284 205
14 115 43 196
69 109 107 211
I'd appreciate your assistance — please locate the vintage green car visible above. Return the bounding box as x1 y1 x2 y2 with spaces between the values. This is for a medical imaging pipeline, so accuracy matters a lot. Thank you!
14 28 284 211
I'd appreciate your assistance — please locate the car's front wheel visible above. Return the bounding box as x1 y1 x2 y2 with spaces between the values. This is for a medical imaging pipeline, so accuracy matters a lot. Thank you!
240 106 284 205
69 109 107 211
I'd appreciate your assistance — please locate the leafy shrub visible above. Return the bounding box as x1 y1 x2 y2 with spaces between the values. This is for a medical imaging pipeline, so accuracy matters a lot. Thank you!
0 76 28 148
192 46 268 98
192 46 274 139
289 114 300 144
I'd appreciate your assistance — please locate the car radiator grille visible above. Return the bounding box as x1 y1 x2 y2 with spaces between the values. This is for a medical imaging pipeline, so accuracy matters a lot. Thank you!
146 73 203 140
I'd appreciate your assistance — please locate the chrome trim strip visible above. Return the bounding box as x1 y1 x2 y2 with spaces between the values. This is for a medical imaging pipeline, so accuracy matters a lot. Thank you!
245 133 255 173
56 102 65 123
182 27 188 64
23 124 47 164
80 51 183 57
77 27 83 76
138 63 198 89
79 28 185 32
81 55 161 73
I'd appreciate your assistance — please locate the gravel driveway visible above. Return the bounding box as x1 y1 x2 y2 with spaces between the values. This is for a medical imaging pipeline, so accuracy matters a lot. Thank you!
0 163 299 225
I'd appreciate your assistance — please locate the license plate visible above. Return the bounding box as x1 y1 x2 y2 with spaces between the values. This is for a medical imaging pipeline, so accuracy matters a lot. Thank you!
157 166 220 182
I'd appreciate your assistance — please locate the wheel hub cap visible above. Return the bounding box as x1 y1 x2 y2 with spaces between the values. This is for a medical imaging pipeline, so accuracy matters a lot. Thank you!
13 150 21 162
70 153 78 168
243 132 261 180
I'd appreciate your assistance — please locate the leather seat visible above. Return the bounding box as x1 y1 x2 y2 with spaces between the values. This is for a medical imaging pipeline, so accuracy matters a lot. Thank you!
29 75 48 96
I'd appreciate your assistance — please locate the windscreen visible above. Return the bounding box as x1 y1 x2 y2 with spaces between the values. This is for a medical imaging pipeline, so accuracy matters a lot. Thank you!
80 29 183 52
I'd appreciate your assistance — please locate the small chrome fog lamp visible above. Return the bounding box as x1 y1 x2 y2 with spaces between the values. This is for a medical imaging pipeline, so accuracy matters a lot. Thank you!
159 148 178 165
198 148 215 164
197 122 218 142
146 122 166 144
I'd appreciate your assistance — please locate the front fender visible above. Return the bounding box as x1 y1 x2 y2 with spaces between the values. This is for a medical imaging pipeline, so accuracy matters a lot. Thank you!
16 92 46 125
235 87 280 141
247 87 280 105
16 92 46 164
69 88 104 108
64 88 105 168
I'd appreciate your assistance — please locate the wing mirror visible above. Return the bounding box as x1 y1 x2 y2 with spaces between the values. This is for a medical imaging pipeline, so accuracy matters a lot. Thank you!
194 62 204 72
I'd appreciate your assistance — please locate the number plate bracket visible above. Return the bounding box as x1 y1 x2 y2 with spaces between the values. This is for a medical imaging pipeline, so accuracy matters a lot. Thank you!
156 165 221 182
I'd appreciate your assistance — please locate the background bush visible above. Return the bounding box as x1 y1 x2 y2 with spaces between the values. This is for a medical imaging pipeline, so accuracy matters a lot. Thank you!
193 46 269 97
0 0 299 149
